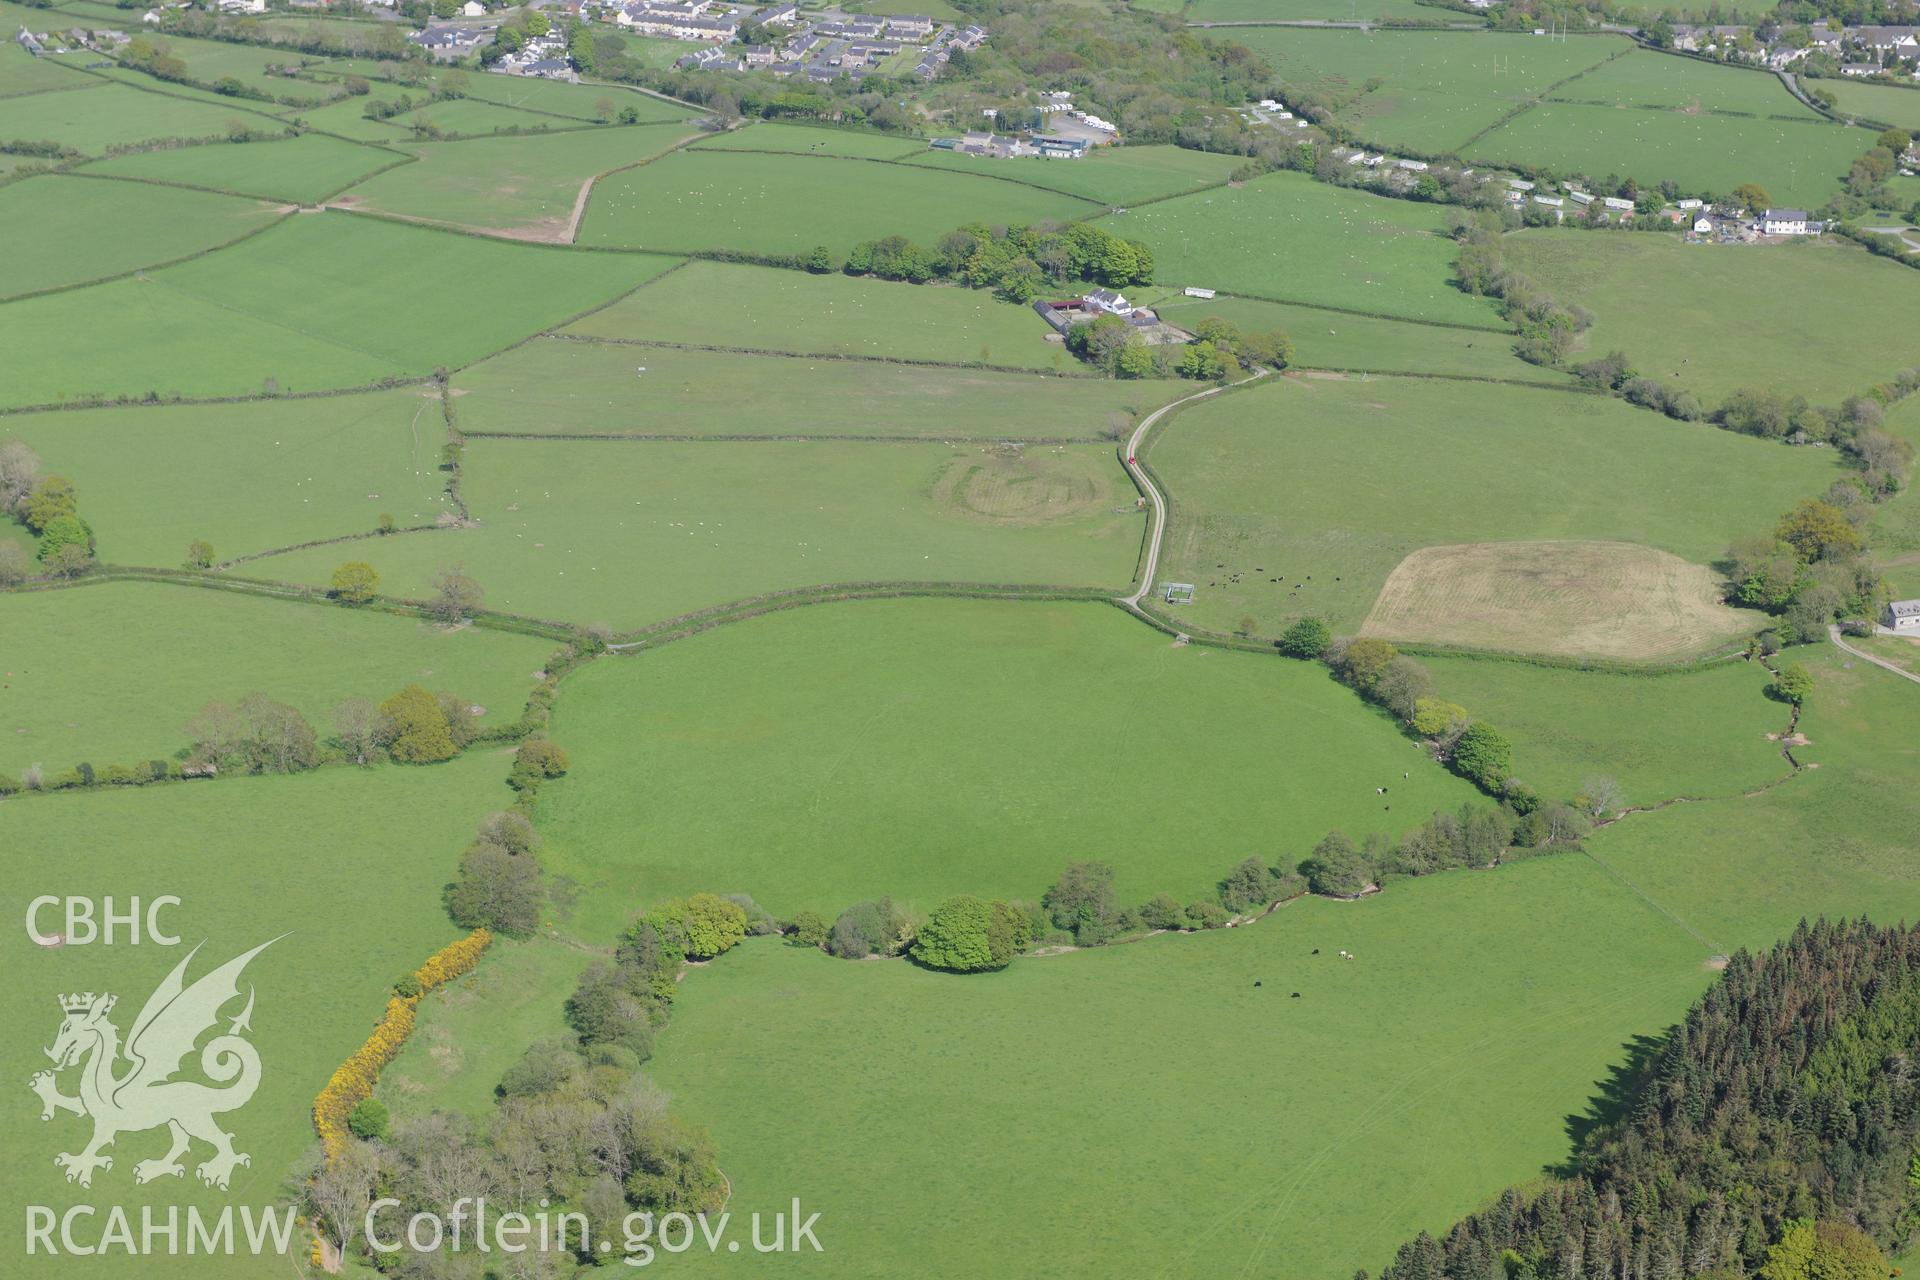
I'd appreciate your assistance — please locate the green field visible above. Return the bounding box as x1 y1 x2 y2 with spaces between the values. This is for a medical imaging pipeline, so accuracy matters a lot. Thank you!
0 753 513 1277
282 91 582 141
9 388 454 563
1417 655 1790 806
1141 289 1570 382
0 42 94 97
579 148 1100 255
1503 230 1920 404
535 597 1481 927
692 122 931 160
245 436 1143 626
1583 644 1920 955
0 79 281 154
341 122 696 235
565 260 1081 371
1109 171 1502 326
1233 28 1629 153
906 142 1243 204
1550 48 1821 118
460 74 692 123
117 32 341 104
80 132 404 203
1873 395 1920 597
1187 0 1445 20
379 933 588 1121
1466 101 1860 208
454 338 1181 439
646 853 1712 1278
1 582 553 774
0 174 280 299
0 215 677 406
1822 77 1920 131
1152 374 1841 637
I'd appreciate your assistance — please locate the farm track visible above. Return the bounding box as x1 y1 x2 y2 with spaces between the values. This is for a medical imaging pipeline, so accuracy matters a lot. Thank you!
1121 369 1272 611
1829 623 1920 686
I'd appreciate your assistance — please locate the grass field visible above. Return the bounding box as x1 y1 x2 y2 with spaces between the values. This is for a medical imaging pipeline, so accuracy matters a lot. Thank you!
0 80 279 154
565 260 1080 371
1 581 552 774
578 148 1100 256
1583 643 1920 954
0 214 678 406
1872 396 1920 597
1186 0 1436 18
0 753 514 1277
10 387 454 563
280 92 576 141
1232 28 1629 153
1359 540 1765 661
535 597 1481 927
1502 230 1920 404
1857 634 1920 675
1152 375 1841 642
644 853 1712 1278
459 74 692 123
1550 49 1820 118
339 123 696 237
692 122 931 160
244 437 1143 627
117 32 339 105
80 132 404 203
1466 101 1860 208
1108 171 1502 327
453 338 1181 439
904 143 1243 205
1416 654 1789 806
378 933 589 1122
1141 289 1570 382
1822 77 1920 131
0 174 280 299
0 42 94 96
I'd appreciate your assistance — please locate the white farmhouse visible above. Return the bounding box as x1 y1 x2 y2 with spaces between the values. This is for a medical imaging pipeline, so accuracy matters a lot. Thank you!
1760 208 1812 235
1885 599 1920 633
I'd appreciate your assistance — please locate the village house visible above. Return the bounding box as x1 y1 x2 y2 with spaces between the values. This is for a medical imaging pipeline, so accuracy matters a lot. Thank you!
408 25 488 58
885 13 933 37
759 1 797 23
1760 208 1813 235
1884 599 1920 632
739 42 774 65
460 0 485 15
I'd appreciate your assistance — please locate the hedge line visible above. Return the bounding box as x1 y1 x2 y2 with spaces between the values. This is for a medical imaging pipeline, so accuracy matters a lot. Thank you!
313 929 491 1163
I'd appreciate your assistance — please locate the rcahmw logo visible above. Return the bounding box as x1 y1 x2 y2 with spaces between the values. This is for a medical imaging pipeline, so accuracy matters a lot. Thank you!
24 929 299 1257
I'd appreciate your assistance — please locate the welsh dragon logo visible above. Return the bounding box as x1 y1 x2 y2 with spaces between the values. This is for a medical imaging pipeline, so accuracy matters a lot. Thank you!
28 938 281 1191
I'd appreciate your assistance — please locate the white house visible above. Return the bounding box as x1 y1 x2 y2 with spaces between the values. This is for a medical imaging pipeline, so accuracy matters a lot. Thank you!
1692 215 1714 234
216 0 265 13
1085 288 1132 315
460 0 485 15
1760 208 1812 235
1884 599 1920 632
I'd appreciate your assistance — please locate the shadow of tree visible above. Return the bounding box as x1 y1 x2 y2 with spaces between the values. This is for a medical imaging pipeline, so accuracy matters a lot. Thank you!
1550 1030 1670 1177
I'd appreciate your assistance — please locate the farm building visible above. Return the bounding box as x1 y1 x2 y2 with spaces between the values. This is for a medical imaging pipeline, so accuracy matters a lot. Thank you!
1885 599 1920 632
1031 134 1090 159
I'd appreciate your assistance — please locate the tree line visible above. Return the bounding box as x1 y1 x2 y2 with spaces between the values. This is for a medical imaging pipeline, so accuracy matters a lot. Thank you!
1376 916 1920 1279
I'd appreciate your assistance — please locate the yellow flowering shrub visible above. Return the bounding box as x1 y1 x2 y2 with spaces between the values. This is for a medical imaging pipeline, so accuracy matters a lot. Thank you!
312 929 491 1162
